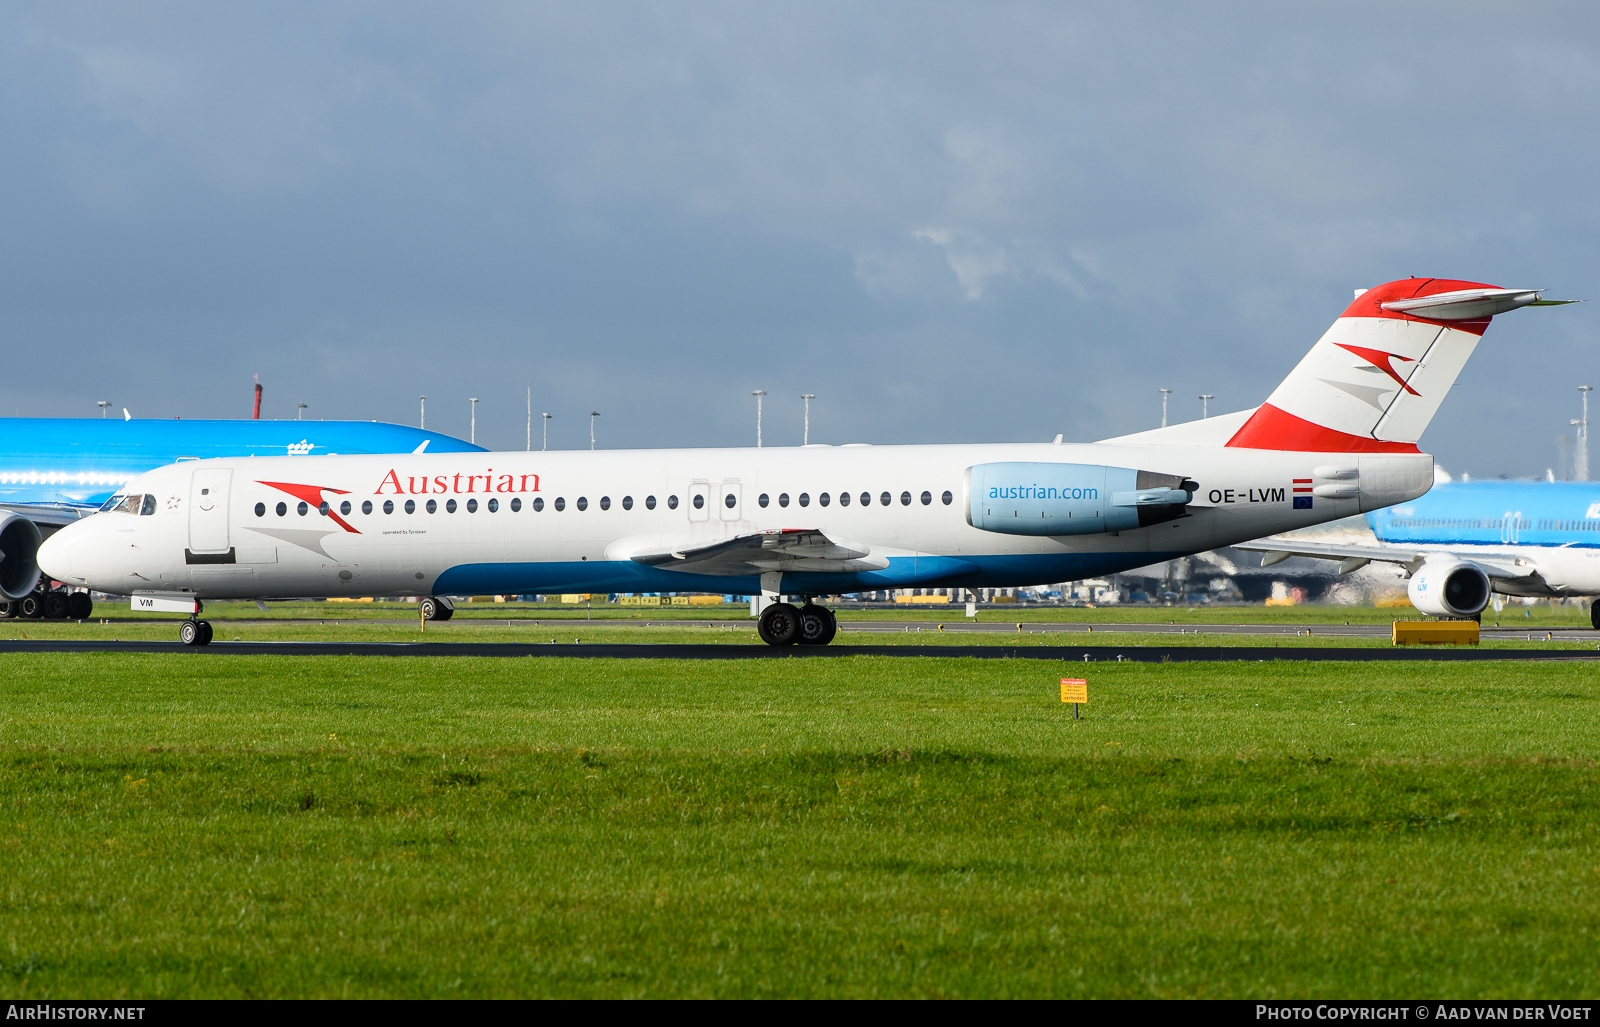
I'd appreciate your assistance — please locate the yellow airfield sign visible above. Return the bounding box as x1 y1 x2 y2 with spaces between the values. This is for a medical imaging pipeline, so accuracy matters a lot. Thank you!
1060 678 1088 704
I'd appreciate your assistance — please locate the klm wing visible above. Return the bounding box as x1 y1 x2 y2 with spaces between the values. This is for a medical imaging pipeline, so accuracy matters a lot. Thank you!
1234 537 1532 585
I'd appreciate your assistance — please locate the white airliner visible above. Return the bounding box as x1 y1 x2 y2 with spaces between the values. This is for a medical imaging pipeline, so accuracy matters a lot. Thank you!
37 277 1568 645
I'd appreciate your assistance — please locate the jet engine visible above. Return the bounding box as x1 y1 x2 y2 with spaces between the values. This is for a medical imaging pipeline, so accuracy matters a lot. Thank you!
0 513 42 601
966 462 1195 536
1407 557 1491 619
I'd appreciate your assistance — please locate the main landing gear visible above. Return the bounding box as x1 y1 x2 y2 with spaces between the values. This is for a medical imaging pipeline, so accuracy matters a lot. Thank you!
1591 602 1600 631
0 581 93 621
757 601 838 647
418 596 454 621
179 601 213 647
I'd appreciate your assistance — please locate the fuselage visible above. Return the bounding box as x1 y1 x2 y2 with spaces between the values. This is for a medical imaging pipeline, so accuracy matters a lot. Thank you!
1369 480 1600 596
0 417 484 515
40 442 1433 600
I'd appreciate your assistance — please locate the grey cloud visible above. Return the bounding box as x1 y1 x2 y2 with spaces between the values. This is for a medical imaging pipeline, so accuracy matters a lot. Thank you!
0 1 1596 474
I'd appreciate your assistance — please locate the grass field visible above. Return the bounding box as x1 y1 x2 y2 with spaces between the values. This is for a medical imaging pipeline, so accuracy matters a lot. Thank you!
2 652 1598 997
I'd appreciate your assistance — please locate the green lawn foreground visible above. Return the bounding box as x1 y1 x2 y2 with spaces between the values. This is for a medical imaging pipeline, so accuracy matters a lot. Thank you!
1 653 1597 998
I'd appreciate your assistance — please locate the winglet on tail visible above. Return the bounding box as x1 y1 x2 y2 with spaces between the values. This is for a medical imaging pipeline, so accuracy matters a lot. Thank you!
1226 278 1568 452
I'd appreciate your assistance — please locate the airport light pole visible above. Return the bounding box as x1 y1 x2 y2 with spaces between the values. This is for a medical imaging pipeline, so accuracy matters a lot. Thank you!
420 396 425 429
526 385 532 452
1199 394 1213 419
297 402 307 420
1579 386 1593 482
801 394 814 446
753 390 765 448
97 401 111 418
542 412 551 451
1159 388 1171 428
589 411 600 450
469 398 478 444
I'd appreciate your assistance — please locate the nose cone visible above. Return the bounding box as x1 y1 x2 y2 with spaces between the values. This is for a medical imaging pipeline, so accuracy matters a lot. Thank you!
38 520 88 587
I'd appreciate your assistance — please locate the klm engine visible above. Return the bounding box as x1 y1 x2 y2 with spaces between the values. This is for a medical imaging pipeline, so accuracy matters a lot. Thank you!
966 463 1195 536
1407 557 1491 619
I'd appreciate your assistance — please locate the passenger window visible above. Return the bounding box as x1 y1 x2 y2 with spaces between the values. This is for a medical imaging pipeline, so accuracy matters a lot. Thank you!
779 493 789 508
427 499 438 513
532 497 544 512
668 495 678 510
758 494 769 508
298 502 309 516
383 500 394 514
692 494 704 510
576 497 588 511
600 496 610 510
622 496 633 510
798 493 810 507
942 491 953 505
900 491 911 506
276 502 287 517
511 497 522 512
362 500 373 515
467 498 478 513
487 498 498 512
555 497 566 511
724 493 736 509
921 491 932 505
447 499 458 513
255 502 266 517
340 500 352 515
839 492 851 507
820 493 830 507
141 495 156 515
319 501 330 515
405 499 416 514
646 495 656 510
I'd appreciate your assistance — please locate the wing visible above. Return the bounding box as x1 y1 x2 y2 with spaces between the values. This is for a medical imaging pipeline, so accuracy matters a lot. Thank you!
1234 537 1532 584
0 503 94 527
612 529 891 576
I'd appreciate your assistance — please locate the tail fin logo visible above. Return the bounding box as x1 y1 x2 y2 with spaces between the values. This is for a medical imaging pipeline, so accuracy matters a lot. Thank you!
1334 343 1420 396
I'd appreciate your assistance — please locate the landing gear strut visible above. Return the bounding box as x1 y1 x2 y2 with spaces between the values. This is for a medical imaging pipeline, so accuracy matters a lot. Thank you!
758 600 837 646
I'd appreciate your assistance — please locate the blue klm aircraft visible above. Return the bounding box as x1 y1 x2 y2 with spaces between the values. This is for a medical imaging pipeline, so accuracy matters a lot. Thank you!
0 417 482 618
1240 479 1600 626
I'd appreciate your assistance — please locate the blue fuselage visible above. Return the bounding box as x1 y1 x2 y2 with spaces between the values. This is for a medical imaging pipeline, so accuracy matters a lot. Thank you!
0 419 484 514
1368 481 1600 549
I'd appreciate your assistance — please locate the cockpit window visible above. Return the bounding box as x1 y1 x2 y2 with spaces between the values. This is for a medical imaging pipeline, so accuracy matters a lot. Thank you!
102 494 145 515
140 494 157 516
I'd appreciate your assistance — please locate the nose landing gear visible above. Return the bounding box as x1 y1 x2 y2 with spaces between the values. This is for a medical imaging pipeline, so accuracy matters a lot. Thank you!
178 600 212 646
757 600 838 646
179 618 214 646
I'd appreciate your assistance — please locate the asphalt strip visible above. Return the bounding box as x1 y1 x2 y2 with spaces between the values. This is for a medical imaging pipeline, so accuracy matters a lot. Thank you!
2 640 1599 661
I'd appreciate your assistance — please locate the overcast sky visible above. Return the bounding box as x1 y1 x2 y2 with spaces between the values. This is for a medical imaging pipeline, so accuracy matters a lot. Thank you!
2 2 1597 475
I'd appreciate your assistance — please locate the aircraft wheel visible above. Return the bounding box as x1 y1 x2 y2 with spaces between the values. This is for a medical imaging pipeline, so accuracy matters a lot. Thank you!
43 591 70 620
67 593 93 620
797 605 837 646
18 594 43 619
196 620 213 645
757 602 802 646
419 596 453 621
179 620 201 646
0 600 14 619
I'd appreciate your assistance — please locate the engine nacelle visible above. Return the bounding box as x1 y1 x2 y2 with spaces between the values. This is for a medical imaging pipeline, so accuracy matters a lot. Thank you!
1407 557 1491 618
966 462 1195 536
0 513 42 600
